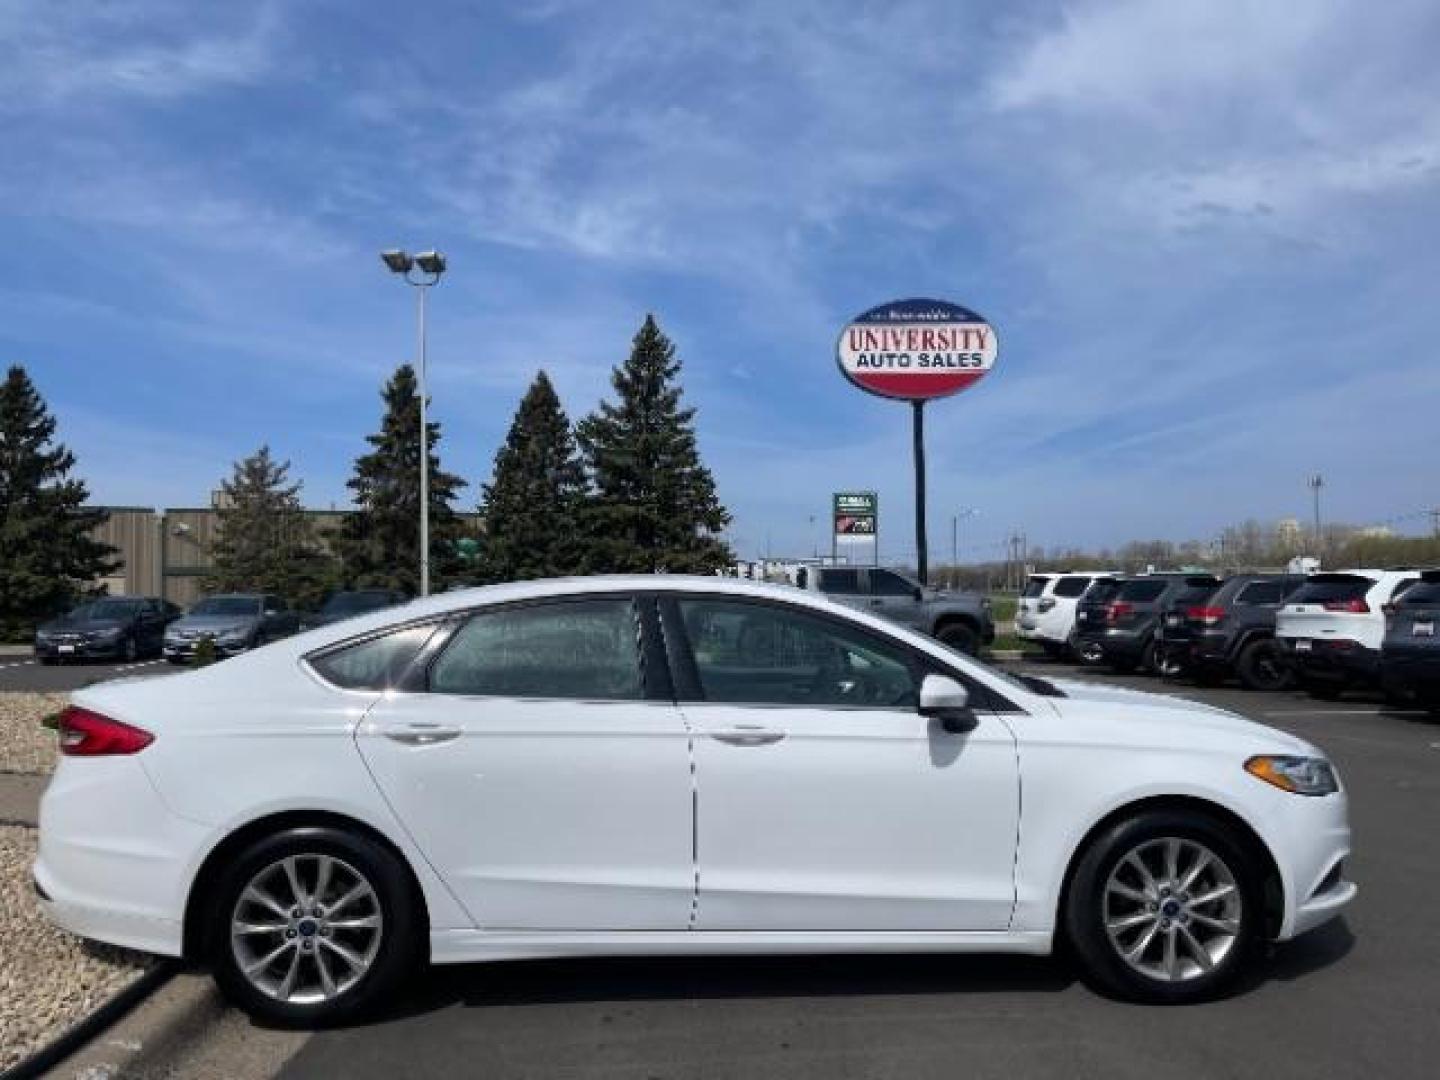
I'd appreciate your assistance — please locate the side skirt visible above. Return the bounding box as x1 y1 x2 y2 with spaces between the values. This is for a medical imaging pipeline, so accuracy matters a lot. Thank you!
429 929 1054 965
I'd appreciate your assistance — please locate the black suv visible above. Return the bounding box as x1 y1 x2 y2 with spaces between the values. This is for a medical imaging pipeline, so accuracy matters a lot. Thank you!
1074 573 1220 673
1073 577 1124 663
1380 570 1440 711
1156 573 1308 690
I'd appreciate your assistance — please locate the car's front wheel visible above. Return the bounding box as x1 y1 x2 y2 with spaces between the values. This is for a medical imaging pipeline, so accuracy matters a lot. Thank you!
209 827 419 1025
1063 810 1264 1003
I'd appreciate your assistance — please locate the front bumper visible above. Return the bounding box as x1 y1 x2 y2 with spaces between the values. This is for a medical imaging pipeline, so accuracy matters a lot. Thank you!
162 637 250 662
1280 639 1380 684
34 637 127 660
1261 785 1355 941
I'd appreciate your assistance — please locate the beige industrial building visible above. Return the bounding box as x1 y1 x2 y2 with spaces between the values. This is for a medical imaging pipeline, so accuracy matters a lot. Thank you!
90 506 353 607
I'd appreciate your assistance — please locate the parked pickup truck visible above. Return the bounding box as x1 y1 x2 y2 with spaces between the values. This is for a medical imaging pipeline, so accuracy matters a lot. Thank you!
799 565 995 655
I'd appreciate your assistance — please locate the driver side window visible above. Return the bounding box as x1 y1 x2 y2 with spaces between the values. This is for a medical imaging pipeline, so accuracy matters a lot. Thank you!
677 599 918 709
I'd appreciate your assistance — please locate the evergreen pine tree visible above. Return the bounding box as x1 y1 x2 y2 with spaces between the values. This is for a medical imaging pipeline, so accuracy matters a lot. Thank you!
335 364 468 593
205 446 335 609
478 371 586 583
576 315 732 573
0 365 117 637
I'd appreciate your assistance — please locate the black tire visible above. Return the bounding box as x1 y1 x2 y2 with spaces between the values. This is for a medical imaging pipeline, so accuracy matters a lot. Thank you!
1077 639 1105 666
1235 639 1291 692
1303 679 1344 701
936 622 979 656
38 656 56 666
122 636 138 663
1040 641 1067 661
1063 810 1265 1004
207 827 420 1025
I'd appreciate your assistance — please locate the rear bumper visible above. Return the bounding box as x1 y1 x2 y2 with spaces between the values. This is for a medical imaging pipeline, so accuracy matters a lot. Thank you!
35 757 206 957
1074 628 1148 663
1280 639 1380 683
1380 651 1440 701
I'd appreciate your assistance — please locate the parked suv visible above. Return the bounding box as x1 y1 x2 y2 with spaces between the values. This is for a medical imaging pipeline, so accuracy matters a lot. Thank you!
163 594 301 663
1157 573 1309 690
1074 573 1221 673
1276 569 1421 699
1072 577 1124 663
34 597 180 664
1380 571 1440 711
803 566 994 655
1016 572 1116 658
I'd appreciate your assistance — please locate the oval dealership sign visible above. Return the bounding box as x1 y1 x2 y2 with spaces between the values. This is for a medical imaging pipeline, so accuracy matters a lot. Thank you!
836 297 998 401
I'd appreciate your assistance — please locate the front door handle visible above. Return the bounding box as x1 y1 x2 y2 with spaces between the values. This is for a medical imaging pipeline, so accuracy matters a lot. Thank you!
711 726 785 747
381 722 461 746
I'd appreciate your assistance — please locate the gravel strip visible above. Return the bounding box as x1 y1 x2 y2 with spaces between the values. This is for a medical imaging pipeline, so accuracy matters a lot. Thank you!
0 692 65 775
1 824 152 1073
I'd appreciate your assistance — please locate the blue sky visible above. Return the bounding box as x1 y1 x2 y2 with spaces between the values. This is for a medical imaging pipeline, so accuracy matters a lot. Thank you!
5 0 1439 561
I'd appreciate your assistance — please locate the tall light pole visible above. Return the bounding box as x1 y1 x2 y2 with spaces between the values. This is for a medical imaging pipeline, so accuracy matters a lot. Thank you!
1307 473 1325 554
381 249 446 597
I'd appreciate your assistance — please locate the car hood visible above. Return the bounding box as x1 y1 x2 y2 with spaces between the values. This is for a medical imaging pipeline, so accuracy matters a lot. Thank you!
1040 677 1318 756
168 615 258 634
39 616 127 634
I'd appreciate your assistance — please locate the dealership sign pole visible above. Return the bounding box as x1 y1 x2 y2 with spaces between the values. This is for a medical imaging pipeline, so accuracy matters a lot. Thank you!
836 298 998 584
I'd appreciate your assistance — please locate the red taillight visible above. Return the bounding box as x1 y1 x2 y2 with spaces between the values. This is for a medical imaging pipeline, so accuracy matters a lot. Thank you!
57 706 153 757
1322 598 1370 613
1187 606 1228 626
1105 601 1134 624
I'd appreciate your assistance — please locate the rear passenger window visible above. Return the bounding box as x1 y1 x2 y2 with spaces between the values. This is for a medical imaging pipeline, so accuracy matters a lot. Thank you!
310 625 436 690
819 569 861 595
1052 576 1091 598
429 599 643 700
1289 576 1374 605
1235 581 1284 605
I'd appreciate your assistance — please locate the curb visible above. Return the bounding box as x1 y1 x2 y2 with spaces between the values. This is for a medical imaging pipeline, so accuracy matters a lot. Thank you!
2 960 177 1080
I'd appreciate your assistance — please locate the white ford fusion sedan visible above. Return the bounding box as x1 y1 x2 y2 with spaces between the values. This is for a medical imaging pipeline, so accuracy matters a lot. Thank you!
36 576 1354 1023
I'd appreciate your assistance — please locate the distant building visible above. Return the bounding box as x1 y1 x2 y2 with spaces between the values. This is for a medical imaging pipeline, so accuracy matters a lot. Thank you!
1275 518 1303 548
88 502 480 606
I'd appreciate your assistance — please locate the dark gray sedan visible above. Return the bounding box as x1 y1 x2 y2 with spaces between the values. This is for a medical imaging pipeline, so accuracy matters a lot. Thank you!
34 597 179 663
163 593 300 663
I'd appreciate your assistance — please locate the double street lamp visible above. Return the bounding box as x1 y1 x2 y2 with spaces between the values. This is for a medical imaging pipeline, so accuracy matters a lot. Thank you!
380 249 447 597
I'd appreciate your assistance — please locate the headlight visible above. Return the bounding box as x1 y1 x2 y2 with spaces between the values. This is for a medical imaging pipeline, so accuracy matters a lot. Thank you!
1245 755 1339 796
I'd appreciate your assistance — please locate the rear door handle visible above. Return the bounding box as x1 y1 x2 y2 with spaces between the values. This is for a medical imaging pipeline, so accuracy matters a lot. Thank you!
711 725 785 747
380 722 461 746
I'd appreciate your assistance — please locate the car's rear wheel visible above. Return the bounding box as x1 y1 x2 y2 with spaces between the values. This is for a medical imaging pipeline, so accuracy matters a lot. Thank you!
936 622 978 656
1064 810 1263 1003
1236 639 1291 692
209 827 419 1025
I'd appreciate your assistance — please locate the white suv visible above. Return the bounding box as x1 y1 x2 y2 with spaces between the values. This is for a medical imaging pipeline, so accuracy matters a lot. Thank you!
1276 569 1422 698
1016 572 1116 657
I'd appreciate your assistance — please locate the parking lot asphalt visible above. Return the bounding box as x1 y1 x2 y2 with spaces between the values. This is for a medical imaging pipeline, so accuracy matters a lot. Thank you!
237 660 1438 1080
0 656 173 693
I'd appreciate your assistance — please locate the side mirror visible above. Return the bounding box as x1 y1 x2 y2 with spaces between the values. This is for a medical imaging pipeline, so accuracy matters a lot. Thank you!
918 673 978 734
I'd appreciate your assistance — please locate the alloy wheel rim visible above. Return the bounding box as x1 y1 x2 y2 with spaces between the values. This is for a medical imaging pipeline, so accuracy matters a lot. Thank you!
229 854 384 1005
1103 837 1242 983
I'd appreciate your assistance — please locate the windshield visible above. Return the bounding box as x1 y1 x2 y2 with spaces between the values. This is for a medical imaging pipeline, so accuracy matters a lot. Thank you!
190 597 261 617
322 592 395 615
84 599 142 620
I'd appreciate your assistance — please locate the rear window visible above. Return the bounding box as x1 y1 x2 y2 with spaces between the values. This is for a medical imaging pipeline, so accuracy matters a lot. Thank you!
310 624 436 690
1052 576 1091 599
1084 579 1121 602
1288 575 1374 605
1022 576 1052 598
1398 583 1440 606
1173 583 1219 606
1235 581 1285 605
1116 579 1167 603
819 569 861 595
